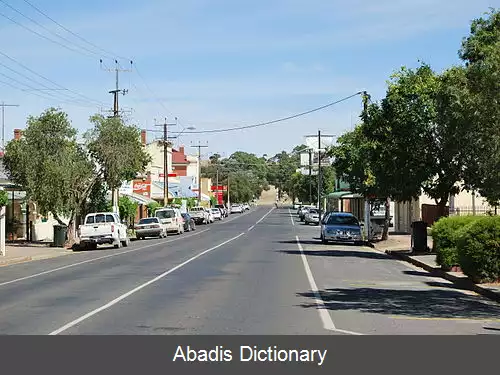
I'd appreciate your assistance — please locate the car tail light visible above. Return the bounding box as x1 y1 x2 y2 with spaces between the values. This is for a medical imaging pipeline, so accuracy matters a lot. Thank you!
111 224 115 232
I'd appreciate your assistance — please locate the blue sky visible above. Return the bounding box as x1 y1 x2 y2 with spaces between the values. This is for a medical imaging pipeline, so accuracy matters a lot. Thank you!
0 0 497 159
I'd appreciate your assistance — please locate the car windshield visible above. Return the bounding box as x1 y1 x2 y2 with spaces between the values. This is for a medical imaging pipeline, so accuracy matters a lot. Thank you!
326 215 359 226
156 210 175 219
211 209 219 212
139 218 158 225
181 213 189 218
309 209 319 214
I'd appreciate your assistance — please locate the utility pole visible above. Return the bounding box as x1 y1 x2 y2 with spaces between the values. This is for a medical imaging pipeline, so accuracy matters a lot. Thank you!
215 166 219 206
155 117 177 206
101 59 132 118
1 102 19 151
317 130 322 220
101 59 132 213
308 148 313 205
362 91 371 241
190 142 209 205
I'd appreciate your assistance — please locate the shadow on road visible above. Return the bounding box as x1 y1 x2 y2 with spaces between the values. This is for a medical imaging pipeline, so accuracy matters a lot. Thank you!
297 287 500 319
403 270 433 277
278 249 390 260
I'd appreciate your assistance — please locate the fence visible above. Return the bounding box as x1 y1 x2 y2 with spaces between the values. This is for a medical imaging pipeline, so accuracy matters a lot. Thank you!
449 206 498 216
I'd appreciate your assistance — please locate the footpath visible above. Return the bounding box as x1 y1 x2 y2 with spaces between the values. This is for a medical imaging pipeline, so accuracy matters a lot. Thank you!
373 234 500 304
0 242 73 267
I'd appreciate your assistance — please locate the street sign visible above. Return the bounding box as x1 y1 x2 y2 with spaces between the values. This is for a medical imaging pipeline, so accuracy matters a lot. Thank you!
305 135 335 152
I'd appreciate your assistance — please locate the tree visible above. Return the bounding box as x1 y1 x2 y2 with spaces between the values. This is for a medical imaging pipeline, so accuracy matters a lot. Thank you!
147 201 161 216
3 108 96 245
459 8 500 207
118 196 138 225
85 115 151 205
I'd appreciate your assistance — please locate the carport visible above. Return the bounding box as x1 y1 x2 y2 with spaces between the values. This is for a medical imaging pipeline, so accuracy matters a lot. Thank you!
326 191 364 220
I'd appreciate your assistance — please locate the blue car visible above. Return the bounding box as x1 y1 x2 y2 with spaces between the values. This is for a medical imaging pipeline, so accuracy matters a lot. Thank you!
320 212 363 245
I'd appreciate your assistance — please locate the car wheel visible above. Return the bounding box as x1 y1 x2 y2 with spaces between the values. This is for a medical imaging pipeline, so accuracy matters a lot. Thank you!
122 238 130 247
114 235 122 249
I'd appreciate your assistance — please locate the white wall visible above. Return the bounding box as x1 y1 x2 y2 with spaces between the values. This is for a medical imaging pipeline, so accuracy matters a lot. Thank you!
186 155 199 186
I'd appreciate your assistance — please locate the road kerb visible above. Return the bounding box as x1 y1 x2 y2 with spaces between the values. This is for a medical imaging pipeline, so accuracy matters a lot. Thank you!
387 250 500 304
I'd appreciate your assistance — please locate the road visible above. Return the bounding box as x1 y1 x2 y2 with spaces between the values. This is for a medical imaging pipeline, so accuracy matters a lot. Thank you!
0 205 500 335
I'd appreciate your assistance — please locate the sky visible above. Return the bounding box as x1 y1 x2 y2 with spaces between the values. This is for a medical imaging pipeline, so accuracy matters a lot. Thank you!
0 0 498 159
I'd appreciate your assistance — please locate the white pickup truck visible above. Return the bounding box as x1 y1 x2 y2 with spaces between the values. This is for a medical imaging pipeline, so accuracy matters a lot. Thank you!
78 212 129 250
189 206 209 225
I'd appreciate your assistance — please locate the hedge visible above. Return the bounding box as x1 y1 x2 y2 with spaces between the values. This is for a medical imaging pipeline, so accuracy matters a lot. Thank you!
456 216 500 283
432 215 481 269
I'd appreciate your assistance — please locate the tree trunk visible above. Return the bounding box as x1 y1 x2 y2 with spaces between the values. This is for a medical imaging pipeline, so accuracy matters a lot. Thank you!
381 197 391 241
65 215 78 249
436 195 449 220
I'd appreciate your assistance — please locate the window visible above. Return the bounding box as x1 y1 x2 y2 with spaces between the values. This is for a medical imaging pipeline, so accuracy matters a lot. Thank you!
139 218 159 225
85 214 115 224
326 215 359 226
156 210 175 219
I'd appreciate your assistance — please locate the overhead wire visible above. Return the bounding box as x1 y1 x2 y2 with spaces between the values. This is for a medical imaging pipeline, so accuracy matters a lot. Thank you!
0 0 103 59
143 92 363 135
0 50 107 107
21 0 129 62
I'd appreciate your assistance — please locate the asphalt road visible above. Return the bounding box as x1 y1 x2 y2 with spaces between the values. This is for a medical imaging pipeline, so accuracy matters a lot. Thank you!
0 205 500 335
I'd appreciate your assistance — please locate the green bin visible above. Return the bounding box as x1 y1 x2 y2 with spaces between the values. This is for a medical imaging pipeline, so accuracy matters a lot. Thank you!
53 225 68 247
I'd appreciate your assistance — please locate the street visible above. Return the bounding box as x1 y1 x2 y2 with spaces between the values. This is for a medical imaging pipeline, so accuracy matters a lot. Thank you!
0 205 500 335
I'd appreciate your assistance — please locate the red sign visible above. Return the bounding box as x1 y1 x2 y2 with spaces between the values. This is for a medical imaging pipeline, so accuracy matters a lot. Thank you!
133 179 151 198
211 185 227 191
214 191 224 204
159 173 177 177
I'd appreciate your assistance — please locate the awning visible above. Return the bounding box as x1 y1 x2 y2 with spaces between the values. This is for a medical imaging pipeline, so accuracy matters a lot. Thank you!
327 191 364 199
122 192 156 205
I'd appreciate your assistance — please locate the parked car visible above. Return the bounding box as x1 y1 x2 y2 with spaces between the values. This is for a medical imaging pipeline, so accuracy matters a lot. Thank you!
181 213 196 232
189 206 209 224
210 208 223 220
155 207 184 234
293 202 302 210
204 208 215 223
299 205 315 221
230 204 243 214
215 204 228 217
78 212 129 250
135 217 167 239
320 212 363 245
304 208 320 225
243 203 250 210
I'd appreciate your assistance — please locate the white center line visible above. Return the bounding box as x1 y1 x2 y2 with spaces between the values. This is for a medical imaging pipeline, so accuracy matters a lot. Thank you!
248 225 255 231
295 235 364 336
49 232 246 335
288 208 295 226
254 206 275 225
0 229 210 288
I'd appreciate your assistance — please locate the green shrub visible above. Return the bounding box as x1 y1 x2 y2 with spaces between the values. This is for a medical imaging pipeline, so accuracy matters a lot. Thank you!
456 216 500 283
432 215 481 269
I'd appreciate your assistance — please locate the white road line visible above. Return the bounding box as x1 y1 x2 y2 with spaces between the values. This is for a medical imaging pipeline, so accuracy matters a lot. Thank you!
288 209 295 226
254 207 275 225
49 232 247 335
295 235 364 336
248 225 255 231
0 229 210 288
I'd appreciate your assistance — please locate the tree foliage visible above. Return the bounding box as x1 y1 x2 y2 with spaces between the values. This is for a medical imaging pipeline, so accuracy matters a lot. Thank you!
85 115 151 191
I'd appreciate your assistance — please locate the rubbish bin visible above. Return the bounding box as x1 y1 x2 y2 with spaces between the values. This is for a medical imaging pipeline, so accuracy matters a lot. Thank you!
53 225 68 247
411 221 428 252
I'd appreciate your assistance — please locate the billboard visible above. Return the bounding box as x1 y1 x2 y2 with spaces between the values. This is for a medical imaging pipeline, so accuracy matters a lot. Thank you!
305 135 335 152
132 179 151 198
297 167 318 176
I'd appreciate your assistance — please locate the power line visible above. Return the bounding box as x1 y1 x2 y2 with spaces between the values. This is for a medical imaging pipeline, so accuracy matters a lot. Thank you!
5 0 170 116
0 50 107 107
144 92 363 135
21 0 130 62
0 0 102 59
0 10 98 59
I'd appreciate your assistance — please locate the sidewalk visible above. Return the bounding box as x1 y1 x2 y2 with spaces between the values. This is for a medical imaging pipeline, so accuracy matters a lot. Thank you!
373 234 500 304
0 242 74 267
